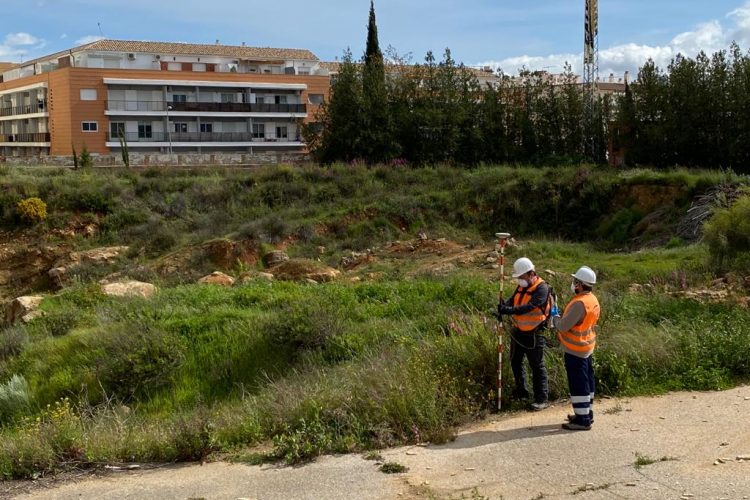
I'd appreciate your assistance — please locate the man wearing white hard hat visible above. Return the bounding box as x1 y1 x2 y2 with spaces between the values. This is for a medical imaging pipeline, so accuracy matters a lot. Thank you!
497 257 552 411
552 266 601 431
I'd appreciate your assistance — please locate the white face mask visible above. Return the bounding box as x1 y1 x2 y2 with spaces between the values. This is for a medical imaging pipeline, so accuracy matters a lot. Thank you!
516 279 529 288
571 282 578 294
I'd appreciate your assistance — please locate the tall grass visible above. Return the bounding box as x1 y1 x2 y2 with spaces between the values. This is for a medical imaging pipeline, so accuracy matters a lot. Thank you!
1 264 749 478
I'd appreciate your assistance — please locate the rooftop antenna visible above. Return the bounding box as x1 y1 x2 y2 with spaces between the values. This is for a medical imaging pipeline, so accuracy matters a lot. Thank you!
97 22 104 38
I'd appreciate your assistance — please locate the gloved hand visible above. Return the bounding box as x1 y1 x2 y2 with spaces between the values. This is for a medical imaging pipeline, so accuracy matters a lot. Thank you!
550 304 560 317
496 303 514 317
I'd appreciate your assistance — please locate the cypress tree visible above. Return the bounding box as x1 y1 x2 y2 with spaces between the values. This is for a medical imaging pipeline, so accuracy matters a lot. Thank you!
361 1 397 163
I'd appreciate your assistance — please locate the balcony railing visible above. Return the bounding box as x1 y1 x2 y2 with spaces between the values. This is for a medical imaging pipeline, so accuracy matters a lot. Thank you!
106 100 306 114
0 132 51 143
109 132 300 143
0 101 48 117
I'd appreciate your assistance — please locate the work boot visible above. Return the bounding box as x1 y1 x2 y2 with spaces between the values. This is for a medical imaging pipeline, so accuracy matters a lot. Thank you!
562 421 591 431
530 401 549 411
567 413 594 424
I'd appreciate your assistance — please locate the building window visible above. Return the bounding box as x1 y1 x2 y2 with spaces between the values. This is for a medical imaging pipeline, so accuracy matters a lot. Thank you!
193 63 206 72
80 89 97 101
221 93 235 103
110 122 125 137
200 123 213 133
276 126 288 139
308 94 325 105
167 62 182 71
252 123 265 139
172 94 187 103
138 123 152 139
174 122 188 133
82 121 98 132
274 95 287 104
256 96 265 104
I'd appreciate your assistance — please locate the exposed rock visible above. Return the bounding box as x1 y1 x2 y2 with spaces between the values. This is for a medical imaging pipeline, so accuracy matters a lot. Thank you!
101 281 157 299
341 251 374 270
68 246 129 265
5 295 44 324
270 259 341 283
203 239 258 269
544 269 557 277
262 251 290 268
198 271 236 287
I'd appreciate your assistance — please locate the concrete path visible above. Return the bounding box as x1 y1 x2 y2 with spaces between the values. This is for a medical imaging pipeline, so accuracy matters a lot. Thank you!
8 386 750 500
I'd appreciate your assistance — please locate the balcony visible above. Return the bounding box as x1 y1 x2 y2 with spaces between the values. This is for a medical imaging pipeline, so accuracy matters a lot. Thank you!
0 100 48 117
109 132 299 143
106 100 306 114
0 132 51 143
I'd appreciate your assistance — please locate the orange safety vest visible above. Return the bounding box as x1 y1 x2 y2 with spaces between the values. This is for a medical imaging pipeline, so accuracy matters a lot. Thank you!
511 279 551 332
558 292 600 357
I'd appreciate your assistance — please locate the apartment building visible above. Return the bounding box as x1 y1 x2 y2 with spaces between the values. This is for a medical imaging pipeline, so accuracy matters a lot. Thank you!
0 40 332 158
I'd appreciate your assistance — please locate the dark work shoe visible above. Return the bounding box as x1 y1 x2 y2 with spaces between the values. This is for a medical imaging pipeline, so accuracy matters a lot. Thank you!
562 422 591 431
530 401 549 411
567 414 594 424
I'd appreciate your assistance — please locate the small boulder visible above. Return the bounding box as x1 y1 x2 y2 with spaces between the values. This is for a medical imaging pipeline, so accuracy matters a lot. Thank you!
262 251 289 268
101 281 157 299
5 296 44 324
270 259 341 283
198 271 236 287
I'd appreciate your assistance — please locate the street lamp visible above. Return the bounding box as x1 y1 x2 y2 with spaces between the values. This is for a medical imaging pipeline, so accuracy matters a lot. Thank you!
166 104 173 163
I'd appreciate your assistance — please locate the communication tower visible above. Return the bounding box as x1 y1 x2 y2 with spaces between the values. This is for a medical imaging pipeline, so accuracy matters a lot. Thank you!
583 0 599 160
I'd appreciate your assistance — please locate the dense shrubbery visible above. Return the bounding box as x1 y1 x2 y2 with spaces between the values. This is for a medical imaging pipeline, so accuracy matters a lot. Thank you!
703 195 750 272
1 165 741 253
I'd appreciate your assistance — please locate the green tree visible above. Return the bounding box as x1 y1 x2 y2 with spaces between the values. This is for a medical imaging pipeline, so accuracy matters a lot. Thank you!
307 49 363 164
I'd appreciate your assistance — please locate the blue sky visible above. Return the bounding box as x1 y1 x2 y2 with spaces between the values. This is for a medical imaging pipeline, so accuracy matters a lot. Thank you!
2 1 750 76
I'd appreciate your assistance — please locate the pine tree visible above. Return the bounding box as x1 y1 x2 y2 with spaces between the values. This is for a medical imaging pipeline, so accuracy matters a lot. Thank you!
309 49 363 164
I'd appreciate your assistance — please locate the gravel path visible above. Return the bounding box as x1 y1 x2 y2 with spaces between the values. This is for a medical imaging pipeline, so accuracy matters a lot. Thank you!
7 386 750 500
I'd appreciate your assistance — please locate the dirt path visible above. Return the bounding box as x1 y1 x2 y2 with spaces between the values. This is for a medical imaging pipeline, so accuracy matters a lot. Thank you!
6 386 750 500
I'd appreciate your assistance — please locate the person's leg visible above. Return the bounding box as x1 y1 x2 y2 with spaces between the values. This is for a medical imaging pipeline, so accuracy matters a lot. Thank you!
527 334 549 405
563 353 592 427
587 355 595 424
509 332 530 400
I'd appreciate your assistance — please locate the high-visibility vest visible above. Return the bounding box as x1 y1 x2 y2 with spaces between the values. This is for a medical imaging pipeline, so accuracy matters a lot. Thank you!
558 292 600 357
511 279 551 332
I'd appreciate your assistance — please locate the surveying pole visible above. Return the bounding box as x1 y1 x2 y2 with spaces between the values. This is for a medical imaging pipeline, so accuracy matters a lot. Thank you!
495 232 511 411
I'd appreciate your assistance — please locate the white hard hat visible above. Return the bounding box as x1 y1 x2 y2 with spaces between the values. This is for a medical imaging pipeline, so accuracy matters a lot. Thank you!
512 257 535 278
572 266 597 286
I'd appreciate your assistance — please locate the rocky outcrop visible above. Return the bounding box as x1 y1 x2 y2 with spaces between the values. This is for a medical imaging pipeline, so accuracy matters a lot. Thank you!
262 251 290 268
101 281 157 299
5 295 44 324
198 271 236 287
268 259 340 283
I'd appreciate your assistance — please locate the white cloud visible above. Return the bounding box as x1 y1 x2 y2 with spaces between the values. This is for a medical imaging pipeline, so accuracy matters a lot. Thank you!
476 1 750 78
728 3 750 44
74 35 105 46
4 32 41 46
60 33 68 39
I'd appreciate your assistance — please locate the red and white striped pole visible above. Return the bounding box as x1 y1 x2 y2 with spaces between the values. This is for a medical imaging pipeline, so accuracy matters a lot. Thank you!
495 232 511 411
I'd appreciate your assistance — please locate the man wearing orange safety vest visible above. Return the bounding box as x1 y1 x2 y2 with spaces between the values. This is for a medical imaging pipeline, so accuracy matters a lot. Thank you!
552 266 600 431
497 257 551 411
